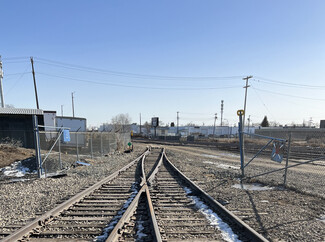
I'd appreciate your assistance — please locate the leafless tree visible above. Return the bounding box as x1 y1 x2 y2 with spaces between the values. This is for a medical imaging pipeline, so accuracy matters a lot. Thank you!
143 121 151 135
111 113 131 132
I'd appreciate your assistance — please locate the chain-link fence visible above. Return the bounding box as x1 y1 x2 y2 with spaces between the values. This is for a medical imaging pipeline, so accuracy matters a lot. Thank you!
242 130 325 198
37 130 131 176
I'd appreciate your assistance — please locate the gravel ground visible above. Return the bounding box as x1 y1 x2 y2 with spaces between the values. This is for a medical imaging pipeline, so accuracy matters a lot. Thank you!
0 145 148 229
1 142 324 242
162 144 325 242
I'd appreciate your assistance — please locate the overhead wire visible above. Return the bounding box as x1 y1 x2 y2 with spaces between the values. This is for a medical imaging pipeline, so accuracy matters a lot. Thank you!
254 76 325 89
5 66 31 95
253 87 325 101
250 84 277 121
1 56 30 61
36 72 243 90
4 72 30 76
34 57 245 81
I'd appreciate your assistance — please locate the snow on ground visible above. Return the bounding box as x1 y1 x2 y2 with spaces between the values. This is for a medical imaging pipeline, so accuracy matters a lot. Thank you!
203 161 240 170
136 220 148 240
202 153 240 159
317 215 325 223
184 187 241 242
0 159 34 177
95 182 139 241
232 183 274 191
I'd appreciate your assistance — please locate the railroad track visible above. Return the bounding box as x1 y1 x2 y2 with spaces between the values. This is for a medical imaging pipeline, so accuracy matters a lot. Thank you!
135 138 325 166
1 147 268 242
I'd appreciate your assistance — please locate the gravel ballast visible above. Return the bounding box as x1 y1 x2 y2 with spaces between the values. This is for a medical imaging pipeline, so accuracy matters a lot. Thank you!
1 142 324 241
163 144 325 242
0 145 148 229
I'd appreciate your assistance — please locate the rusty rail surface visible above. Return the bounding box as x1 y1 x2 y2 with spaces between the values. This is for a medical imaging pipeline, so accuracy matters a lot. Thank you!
2 147 269 241
163 152 269 242
1 148 149 242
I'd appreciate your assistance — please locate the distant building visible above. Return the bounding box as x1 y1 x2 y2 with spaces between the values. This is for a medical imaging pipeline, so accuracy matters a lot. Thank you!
55 116 87 146
55 116 87 132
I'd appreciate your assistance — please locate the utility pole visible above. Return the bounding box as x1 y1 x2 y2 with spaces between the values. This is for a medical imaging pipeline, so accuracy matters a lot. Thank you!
139 113 142 134
213 113 217 137
177 111 179 135
71 92 75 117
0 56 4 108
30 57 40 109
61 105 64 116
242 75 253 131
220 100 224 126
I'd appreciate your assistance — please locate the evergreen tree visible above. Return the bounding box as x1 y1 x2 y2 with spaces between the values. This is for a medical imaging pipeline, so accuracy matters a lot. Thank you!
261 116 269 127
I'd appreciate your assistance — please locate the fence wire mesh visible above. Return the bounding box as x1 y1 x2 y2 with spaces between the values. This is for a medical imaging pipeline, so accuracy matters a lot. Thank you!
242 131 325 198
38 130 131 176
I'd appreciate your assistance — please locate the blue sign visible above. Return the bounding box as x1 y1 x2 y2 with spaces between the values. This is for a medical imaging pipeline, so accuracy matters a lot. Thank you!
62 129 70 143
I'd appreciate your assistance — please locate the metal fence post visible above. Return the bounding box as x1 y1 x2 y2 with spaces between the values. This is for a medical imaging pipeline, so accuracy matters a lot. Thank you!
100 132 103 157
58 129 62 170
32 115 43 178
283 132 292 186
90 132 93 159
76 132 79 161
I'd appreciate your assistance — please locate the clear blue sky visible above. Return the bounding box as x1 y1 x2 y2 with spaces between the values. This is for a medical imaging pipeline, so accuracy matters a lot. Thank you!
1 0 325 127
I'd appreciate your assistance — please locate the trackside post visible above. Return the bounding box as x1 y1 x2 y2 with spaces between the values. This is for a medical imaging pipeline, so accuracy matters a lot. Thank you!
237 110 245 178
32 115 43 178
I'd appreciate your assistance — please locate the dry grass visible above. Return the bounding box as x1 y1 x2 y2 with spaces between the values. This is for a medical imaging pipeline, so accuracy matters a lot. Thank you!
0 143 34 168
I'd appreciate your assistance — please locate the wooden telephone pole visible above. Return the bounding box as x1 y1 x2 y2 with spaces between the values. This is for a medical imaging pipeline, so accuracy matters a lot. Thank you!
30 57 40 109
242 75 253 130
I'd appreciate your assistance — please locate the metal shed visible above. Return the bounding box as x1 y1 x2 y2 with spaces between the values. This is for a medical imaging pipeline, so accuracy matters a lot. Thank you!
0 108 44 148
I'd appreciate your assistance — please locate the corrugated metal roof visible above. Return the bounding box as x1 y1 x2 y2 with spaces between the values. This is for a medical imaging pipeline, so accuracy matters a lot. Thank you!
0 108 44 115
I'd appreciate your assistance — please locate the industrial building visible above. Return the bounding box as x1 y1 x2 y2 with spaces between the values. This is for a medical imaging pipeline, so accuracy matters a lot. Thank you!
0 108 45 148
0 108 87 149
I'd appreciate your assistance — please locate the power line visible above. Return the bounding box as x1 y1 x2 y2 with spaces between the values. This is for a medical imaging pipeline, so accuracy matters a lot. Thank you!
34 57 244 81
5 66 30 95
36 72 243 90
253 87 325 101
2 56 30 60
2 60 31 64
254 76 325 89
5 72 30 76
250 85 276 121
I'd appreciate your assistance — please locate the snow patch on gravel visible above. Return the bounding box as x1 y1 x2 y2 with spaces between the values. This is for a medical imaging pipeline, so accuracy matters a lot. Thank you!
1 159 35 177
136 221 148 240
184 187 241 242
202 153 240 159
203 161 240 170
317 214 325 223
232 183 274 191
95 182 139 241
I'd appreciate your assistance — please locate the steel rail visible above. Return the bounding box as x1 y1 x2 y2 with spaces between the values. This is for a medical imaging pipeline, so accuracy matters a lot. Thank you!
1 148 149 242
146 148 164 185
105 185 146 241
144 184 162 242
106 148 162 242
163 152 269 242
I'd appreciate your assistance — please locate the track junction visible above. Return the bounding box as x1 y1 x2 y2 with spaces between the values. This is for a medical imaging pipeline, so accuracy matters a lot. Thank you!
2 147 268 242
